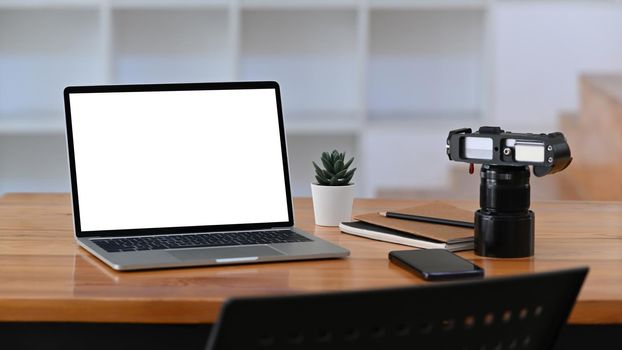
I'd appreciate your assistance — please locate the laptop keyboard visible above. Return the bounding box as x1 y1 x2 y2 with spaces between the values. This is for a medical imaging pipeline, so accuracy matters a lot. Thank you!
92 230 312 253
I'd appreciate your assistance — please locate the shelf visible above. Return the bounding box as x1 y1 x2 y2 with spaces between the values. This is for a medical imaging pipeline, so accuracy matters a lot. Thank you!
367 8 485 118
0 8 103 114
366 111 481 128
113 8 232 84
241 0 357 10
240 9 360 115
0 0 100 9
284 111 362 135
0 0 496 197
109 0 228 9
0 112 65 134
369 0 486 10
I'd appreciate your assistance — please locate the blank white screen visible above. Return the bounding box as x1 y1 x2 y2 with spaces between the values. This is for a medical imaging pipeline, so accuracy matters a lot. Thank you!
69 88 290 232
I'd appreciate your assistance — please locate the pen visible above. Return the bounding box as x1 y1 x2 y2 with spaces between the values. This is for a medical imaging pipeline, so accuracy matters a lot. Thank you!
379 211 475 229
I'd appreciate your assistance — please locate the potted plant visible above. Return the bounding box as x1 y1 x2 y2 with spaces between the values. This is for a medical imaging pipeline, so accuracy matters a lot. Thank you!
311 150 357 226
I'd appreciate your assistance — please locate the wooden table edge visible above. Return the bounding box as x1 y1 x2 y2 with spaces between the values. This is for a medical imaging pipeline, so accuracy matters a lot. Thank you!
1 299 620 325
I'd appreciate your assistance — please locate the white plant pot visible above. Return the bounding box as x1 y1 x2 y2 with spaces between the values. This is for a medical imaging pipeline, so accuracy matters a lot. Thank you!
311 183 355 227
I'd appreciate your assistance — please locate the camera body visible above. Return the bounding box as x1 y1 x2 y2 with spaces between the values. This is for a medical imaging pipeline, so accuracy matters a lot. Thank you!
446 126 572 258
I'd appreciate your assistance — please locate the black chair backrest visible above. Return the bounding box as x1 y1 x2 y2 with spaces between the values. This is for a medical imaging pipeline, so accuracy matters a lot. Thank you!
206 267 588 350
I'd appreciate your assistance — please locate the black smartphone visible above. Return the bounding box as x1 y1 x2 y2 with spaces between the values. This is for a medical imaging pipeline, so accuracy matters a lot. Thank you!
389 249 484 281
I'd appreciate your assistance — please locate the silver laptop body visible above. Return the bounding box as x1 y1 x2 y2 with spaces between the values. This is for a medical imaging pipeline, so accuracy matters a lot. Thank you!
64 81 349 271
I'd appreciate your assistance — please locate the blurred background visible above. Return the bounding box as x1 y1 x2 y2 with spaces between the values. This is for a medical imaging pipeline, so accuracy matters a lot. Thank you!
0 0 621 200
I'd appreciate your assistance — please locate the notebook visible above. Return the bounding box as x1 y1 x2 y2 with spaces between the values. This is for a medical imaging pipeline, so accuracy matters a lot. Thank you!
340 202 474 251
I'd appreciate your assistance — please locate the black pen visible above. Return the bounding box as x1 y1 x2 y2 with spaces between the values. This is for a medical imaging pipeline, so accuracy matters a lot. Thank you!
379 211 475 229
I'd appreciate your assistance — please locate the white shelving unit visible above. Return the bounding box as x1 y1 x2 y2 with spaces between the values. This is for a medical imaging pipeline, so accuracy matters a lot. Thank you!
0 0 491 196
241 9 361 118
112 7 233 84
0 7 102 124
367 8 484 120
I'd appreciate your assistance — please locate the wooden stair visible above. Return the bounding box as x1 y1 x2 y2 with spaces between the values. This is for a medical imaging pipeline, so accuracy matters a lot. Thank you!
559 74 622 200
378 74 622 201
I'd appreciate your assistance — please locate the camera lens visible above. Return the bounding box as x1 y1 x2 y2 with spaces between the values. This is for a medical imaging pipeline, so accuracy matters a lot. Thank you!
479 165 530 213
475 165 535 258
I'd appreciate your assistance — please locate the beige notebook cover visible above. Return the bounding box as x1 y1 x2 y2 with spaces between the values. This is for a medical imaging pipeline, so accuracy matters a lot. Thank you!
353 201 474 244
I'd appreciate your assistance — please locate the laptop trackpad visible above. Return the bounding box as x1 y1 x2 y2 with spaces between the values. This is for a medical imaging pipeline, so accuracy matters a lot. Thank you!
168 245 283 262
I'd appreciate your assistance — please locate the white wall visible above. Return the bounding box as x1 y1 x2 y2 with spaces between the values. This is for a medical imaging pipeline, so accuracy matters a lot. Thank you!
0 135 69 193
362 125 453 196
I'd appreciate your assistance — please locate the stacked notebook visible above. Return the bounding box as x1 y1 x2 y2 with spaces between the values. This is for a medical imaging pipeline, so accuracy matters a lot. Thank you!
339 201 475 252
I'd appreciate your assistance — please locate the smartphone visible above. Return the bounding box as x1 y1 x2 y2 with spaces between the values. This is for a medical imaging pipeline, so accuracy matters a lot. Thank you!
389 249 484 281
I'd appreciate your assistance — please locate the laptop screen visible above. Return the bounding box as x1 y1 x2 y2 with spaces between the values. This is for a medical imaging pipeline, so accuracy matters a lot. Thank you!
65 82 292 236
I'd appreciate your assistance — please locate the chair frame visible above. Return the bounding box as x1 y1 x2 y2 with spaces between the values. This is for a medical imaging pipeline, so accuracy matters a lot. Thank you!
206 267 588 350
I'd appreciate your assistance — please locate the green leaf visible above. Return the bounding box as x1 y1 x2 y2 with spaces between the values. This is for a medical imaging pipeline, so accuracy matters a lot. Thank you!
321 156 334 174
316 150 355 184
334 159 344 173
347 168 357 179
342 173 354 185
344 168 356 178
321 152 331 163
331 150 339 163
315 175 330 186
333 168 347 179
336 178 352 186
342 168 356 184
343 157 354 170
312 161 325 177
312 161 322 172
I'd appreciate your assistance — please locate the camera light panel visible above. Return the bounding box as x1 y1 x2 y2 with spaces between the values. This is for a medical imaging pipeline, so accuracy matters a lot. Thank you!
446 126 571 176
463 136 493 160
511 140 545 163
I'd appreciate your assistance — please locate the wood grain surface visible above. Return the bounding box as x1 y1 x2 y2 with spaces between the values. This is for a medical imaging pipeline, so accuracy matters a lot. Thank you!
558 74 622 200
0 193 620 324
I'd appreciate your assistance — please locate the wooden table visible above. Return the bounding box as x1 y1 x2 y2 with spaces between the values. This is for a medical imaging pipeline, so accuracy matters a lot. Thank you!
0 193 621 325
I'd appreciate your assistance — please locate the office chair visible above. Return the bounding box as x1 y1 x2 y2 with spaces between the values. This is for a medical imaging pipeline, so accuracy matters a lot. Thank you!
205 267 587 350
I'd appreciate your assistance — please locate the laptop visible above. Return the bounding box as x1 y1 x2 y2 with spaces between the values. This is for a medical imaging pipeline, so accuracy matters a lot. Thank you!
63 81 349 271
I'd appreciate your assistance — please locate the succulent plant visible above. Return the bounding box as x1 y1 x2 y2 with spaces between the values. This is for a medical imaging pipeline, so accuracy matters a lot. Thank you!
313 150 356 186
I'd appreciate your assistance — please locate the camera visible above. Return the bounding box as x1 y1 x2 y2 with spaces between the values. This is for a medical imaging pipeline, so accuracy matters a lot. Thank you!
446 126 572 258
